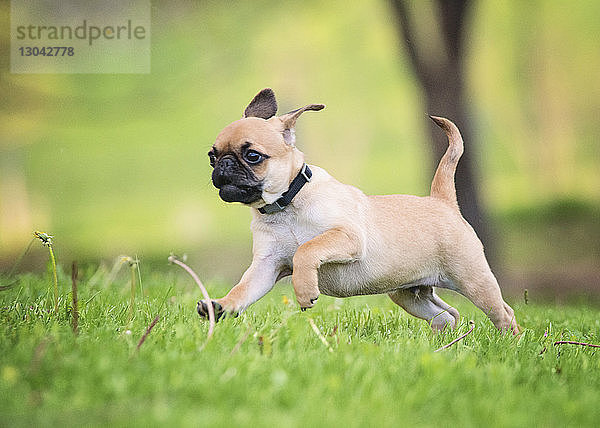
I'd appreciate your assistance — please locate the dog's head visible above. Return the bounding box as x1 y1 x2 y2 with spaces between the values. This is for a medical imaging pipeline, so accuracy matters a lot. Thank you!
209 89 324 206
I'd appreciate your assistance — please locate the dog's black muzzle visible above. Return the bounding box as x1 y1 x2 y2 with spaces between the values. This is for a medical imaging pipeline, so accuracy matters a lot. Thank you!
212 155 262 204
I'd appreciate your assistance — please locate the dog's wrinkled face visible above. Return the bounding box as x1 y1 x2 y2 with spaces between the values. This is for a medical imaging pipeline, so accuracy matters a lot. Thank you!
210 118 287 204
209 89 324 206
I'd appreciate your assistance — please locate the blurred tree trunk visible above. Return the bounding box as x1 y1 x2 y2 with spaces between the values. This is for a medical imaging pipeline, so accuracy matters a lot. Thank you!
389 0 496 260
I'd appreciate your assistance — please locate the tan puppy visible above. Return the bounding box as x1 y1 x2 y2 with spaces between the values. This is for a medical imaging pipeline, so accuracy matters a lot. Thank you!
199 88 518 333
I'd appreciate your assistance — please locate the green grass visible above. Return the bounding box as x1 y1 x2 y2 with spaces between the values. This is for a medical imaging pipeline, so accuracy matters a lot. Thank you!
1 268 600 427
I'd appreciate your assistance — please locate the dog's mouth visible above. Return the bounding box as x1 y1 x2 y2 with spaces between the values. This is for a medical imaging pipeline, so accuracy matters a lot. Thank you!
211 156 263 204
217 183 262 204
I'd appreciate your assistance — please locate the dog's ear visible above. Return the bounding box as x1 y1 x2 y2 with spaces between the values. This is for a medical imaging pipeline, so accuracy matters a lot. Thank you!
244 88 278 119
277 104 325 146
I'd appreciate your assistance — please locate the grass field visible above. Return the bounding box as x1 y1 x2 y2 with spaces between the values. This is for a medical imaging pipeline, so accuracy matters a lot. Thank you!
1 266 600 427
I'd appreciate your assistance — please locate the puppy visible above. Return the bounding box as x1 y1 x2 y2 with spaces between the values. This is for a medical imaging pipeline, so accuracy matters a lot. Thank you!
198 88 518 333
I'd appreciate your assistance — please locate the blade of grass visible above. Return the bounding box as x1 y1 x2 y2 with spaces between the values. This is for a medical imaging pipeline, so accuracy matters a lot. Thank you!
230 325 253 356
34 231 58 314
1 237 35 290
84 290 102 306
156 285 173 315
128 258 137 323
136 255 144 298
71 261 79 335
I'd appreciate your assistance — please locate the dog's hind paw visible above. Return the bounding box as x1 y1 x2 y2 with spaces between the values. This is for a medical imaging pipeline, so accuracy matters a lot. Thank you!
197 300 226 321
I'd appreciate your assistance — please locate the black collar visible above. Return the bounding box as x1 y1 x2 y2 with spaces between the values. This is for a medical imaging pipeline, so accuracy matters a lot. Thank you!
258 164 312 214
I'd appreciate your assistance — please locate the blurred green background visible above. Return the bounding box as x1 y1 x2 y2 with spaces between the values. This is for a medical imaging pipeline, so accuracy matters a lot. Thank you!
1 1 599 298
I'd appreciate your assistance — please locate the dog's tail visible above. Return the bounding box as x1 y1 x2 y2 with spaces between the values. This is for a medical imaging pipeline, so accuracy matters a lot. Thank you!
428 116 464 210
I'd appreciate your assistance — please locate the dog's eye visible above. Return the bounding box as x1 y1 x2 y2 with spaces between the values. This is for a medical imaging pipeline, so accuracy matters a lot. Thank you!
208 152 216 167
244 150 263 165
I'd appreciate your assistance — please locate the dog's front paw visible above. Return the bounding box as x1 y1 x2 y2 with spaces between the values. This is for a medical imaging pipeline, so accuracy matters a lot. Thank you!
296 292 319 311
196 300 226 321
292 268 320 310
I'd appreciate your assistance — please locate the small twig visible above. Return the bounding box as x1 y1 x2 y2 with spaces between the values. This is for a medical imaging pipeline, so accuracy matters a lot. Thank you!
308 318 333 353
71 261 79 335
434 320 475 352
168 254 215 342
554 341 600 348
136 315 160 350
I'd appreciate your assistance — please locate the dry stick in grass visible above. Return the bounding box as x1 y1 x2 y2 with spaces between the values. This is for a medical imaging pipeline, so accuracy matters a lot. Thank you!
137 315 160 350
434 320 475 352
168 255 215 342
71 261 79 335
554 341 600 348
308 318 334 353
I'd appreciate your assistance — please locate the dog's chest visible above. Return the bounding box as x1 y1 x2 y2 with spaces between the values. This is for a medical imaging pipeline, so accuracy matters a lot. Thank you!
278 217 323 252
257 210 328 259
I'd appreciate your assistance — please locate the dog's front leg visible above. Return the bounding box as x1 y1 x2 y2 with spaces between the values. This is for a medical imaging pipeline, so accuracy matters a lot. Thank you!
197 256 281 320
292 227 361 309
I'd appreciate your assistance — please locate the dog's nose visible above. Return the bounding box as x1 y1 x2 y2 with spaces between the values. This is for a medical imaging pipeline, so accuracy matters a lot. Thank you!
212 156 235 187
215 156 235 175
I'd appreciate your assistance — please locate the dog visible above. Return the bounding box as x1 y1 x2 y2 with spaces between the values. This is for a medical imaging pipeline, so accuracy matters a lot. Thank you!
198 88 518 333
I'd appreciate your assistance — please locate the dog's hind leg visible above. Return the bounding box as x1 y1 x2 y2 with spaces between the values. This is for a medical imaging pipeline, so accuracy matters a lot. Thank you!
388 286 460 331
449 261 518 334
